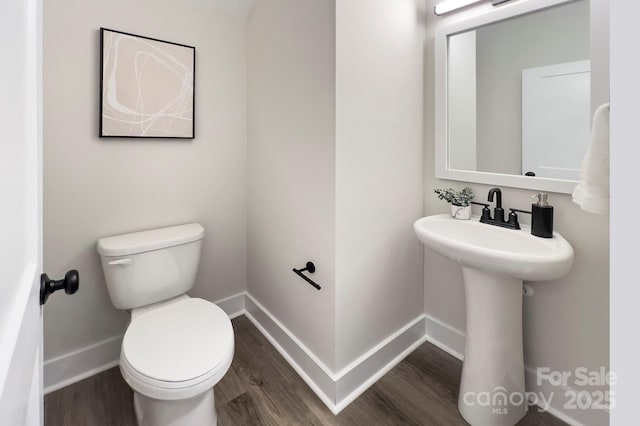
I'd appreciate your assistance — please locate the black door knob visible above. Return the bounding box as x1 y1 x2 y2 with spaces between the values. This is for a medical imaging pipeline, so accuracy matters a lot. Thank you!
40 270 79 305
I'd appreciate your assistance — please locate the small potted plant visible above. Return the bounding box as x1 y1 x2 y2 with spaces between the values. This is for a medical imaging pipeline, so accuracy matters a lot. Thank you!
434 187 474 219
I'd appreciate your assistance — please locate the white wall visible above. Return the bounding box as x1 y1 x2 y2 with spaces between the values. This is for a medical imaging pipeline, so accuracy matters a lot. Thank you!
247 0 337 369
424 0 609 423
590 0 609 117
334 0 425 370
448 31 477 171
247 0 425 373
475 0 589 175
43 0 248 361
610 1 640 423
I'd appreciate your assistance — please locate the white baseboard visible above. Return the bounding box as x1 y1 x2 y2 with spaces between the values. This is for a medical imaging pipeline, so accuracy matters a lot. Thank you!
44 335 122 394
423 314 465 360
524 366 610 426
243 294 337 409
422 314 609 426
45 289 426 415
244 293 427 414
333 318 426 412
45 292 605 426
214 292 246 319
43 292 247 395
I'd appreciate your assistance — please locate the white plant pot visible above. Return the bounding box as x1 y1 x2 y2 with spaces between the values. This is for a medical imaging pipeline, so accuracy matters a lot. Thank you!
451 204 471 220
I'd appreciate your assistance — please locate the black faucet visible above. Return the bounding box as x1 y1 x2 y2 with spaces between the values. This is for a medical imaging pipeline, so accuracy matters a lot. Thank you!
476 187 522 230
488 188 504 223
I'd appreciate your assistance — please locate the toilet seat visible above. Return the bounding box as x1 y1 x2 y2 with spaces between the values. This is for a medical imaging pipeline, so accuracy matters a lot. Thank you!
120 298 234 400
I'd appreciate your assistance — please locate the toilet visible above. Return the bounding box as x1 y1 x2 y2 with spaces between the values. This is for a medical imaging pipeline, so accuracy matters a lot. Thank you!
97 223 234 426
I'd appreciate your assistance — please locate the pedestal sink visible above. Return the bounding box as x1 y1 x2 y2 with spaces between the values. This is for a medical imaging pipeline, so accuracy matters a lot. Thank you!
414 214 574 426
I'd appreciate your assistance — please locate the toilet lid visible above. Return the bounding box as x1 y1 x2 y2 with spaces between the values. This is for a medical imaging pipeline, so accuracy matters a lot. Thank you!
122 298 233 383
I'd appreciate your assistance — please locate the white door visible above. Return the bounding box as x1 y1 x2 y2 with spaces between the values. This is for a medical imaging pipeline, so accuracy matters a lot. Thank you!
0 0 44 424
522 60 591 180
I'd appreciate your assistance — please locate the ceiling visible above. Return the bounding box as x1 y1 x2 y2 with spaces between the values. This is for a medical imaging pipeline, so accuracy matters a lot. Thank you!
189 0 256 18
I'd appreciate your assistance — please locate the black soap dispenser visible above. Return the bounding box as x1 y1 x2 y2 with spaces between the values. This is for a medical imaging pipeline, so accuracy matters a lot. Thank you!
531 193 554 238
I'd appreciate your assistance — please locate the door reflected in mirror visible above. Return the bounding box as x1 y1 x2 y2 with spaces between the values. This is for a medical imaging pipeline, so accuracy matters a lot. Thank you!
447 0 590 180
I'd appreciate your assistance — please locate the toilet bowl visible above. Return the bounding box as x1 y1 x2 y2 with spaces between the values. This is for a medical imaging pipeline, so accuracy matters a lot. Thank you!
97 224 233 425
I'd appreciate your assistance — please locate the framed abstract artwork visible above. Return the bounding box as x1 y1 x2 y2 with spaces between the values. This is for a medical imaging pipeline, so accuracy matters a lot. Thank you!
100 28 195 139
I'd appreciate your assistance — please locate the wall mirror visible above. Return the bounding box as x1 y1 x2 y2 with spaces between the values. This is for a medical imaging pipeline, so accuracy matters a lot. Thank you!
435 0 593 194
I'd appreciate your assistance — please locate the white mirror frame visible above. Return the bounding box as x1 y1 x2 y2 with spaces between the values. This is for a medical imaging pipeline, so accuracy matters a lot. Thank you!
435 0 582 194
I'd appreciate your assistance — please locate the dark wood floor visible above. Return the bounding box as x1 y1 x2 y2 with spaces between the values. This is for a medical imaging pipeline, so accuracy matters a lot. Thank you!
45 315 565 426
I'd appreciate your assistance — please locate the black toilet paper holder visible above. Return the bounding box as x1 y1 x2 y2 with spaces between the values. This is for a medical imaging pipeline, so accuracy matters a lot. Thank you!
292 262 321 290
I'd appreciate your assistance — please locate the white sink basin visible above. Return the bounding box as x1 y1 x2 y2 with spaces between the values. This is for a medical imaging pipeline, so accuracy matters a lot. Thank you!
414 214 574 281
414 214 574 426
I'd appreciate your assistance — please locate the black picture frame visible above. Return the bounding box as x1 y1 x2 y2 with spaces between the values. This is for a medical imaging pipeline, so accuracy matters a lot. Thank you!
99 28 196 139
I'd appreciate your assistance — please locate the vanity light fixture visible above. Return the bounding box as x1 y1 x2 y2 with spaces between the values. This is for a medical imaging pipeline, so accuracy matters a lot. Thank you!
434 0 511 16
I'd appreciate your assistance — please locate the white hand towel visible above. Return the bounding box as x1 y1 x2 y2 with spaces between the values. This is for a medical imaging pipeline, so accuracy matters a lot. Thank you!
572 102 610 214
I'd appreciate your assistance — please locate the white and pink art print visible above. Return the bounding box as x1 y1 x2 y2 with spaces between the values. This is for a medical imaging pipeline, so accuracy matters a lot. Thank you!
100 28 195 138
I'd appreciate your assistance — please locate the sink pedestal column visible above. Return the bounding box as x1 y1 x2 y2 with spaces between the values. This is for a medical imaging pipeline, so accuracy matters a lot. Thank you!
458 267 526 426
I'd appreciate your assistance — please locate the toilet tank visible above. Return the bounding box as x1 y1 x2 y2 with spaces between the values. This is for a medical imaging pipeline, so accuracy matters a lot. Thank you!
97 223 205 310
